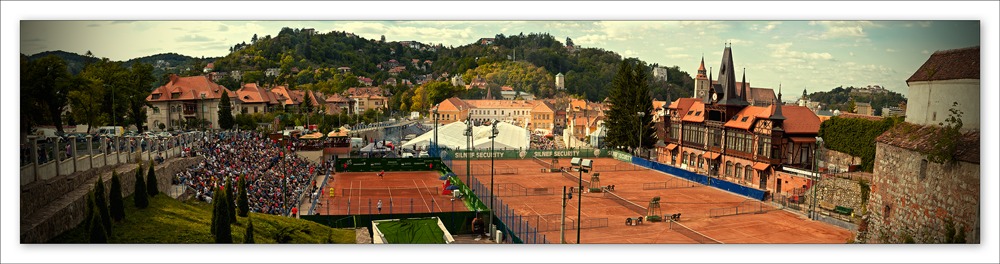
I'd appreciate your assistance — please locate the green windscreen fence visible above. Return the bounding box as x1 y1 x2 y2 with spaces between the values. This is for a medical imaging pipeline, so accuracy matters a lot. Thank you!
375 218 446 244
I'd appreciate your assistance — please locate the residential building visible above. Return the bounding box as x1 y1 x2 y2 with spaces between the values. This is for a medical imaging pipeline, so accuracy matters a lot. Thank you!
431 97 473 124
882 106 905 118
234 83 280 114
346 87 389 113
264 68 280 77
324 93 354 115
661 46 821 195
529 101 556 132
904 46 979 130
856 102 874 116
145 74 234 130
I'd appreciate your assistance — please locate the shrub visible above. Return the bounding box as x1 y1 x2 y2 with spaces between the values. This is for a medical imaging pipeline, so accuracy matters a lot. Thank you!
244 217 255 244
88 203 108 243
134 164 149 208
226 177 236 223
146 161 159 197
237 176 250 217
93 177 112 236
109 171 125 221
212 187 233 243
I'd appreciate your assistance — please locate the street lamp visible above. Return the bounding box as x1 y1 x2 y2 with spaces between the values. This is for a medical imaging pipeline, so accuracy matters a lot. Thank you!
570 157 591 243
464 115 473 186
810 136 824 220
432 108 439 157
489 120 499 237
637 111 645 159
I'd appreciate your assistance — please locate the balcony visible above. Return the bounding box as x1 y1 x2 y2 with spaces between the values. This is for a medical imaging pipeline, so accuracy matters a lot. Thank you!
183 110 196 116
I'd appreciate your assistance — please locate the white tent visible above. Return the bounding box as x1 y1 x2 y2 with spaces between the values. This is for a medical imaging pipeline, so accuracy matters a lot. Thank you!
400 121 529 150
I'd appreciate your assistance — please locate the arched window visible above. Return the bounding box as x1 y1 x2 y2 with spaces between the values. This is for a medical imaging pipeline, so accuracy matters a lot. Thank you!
698 156 704 169
744 165 753 182
682 151 688 164
726 161 733 176
689 153 696 166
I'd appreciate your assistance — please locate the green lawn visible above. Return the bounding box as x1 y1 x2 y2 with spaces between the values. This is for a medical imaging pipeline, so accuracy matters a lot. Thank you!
50 195 355 244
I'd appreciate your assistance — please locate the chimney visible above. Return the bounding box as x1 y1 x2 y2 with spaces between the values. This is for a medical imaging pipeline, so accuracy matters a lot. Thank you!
168 74 179 84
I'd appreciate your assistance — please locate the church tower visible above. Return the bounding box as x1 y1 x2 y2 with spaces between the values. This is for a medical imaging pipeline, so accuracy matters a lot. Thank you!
693 55 710 99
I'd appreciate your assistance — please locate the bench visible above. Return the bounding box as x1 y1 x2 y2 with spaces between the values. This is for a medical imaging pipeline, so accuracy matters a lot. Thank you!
834 206 854 215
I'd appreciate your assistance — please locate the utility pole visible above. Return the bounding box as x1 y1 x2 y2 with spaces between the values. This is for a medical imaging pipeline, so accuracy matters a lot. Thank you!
560 186 568 244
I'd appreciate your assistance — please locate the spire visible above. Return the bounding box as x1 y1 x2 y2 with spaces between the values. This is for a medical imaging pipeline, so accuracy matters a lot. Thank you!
770 83 786 121
741 68 748 101
696 55 707 79
716 46 749 106
703 67 714 103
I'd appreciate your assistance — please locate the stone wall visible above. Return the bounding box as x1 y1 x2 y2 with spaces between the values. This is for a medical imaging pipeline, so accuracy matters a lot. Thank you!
20 157 203 243
821 149 861 172
862 143 980 244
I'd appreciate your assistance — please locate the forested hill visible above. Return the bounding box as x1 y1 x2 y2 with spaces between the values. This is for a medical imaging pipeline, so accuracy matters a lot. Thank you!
210 27 694 102
806 86 907 116
25 50 92 75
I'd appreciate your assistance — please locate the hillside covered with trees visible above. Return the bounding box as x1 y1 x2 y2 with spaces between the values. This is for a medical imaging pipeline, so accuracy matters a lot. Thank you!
806 86 907 115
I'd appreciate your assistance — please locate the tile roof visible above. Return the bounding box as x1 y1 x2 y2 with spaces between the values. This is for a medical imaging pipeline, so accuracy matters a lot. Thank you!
324 93 350 103
724 105 772 130
147 74 231 102
270 86 298 105
465 100 536 109
906 46 979 83
346 87 387 97
668 98 699 119
434 97 473 112
531 100 555 113
748 88 777 104
780 105 821 134
876 122 979 164
680 101 706 123
234 83 278 104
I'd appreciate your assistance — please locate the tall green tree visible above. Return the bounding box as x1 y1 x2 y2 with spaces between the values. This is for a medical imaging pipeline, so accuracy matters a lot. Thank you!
225 177 237 223
146 161 159 197
21 55 73 134
93 176 112 236
244 217 255 244
109 171 125 221
237 176 250 217
218 89 235 130
212 187 233 243
127 62 156 132
604 58 654 152
68 76 107 134
134 164 149 209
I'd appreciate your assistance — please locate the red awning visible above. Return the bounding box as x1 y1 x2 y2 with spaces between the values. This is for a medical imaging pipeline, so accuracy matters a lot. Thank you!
701 152 721 160
752 162 771 171
790 137 817 143
665 143 678 151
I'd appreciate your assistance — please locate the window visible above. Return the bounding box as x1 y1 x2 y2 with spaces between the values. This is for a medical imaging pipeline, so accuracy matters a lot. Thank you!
741 116 749 122
744 166 752 182
698 156 704 169
919 159 928 180
254 106 259 113
689 153 696 166
726 161 732 176
153 107 160 114
682 151 688 164
242 107 248 114
883 205 891 221
735 163 741 178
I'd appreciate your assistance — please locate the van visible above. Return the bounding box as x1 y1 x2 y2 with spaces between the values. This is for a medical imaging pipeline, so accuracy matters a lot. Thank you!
96 126 124 137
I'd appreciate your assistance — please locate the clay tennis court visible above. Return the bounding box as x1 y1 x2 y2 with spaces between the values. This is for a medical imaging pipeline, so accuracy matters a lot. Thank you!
454 157 852 244
314 171 470 215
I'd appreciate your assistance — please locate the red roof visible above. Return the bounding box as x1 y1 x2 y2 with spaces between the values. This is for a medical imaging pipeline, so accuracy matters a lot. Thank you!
147 74 231 102
724 105 772 130
668 98 700 120
906 46 979 83
780 105 821 134
876 122 979 164
235 83 278 104
680 101 706 123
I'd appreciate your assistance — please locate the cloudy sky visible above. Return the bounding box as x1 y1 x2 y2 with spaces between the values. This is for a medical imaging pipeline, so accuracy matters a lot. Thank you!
19 20 979 98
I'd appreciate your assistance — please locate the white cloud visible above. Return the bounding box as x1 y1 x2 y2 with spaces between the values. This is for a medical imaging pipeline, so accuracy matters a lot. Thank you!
750 21 781 33
922 50 930 54
767 42 834 60
886 48 897 52
810 21 881 39
849 52 855 56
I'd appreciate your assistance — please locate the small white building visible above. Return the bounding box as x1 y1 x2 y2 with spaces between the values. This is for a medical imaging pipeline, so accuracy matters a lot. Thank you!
904 46 979 130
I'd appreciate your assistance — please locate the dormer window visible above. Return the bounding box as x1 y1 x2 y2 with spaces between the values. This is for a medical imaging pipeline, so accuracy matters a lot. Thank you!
741 116 749 122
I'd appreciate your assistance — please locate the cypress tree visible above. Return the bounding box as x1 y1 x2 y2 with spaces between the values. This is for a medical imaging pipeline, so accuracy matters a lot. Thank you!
237 176 250 217
109 171 125 221
213 188 233 243
244 217 255 244
134 164 149 208
219 89 235 130
85 189 95 230
210 187 221 236
93 176 112 236
88 201 108 243
226 176 236 223
146 161 159 197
